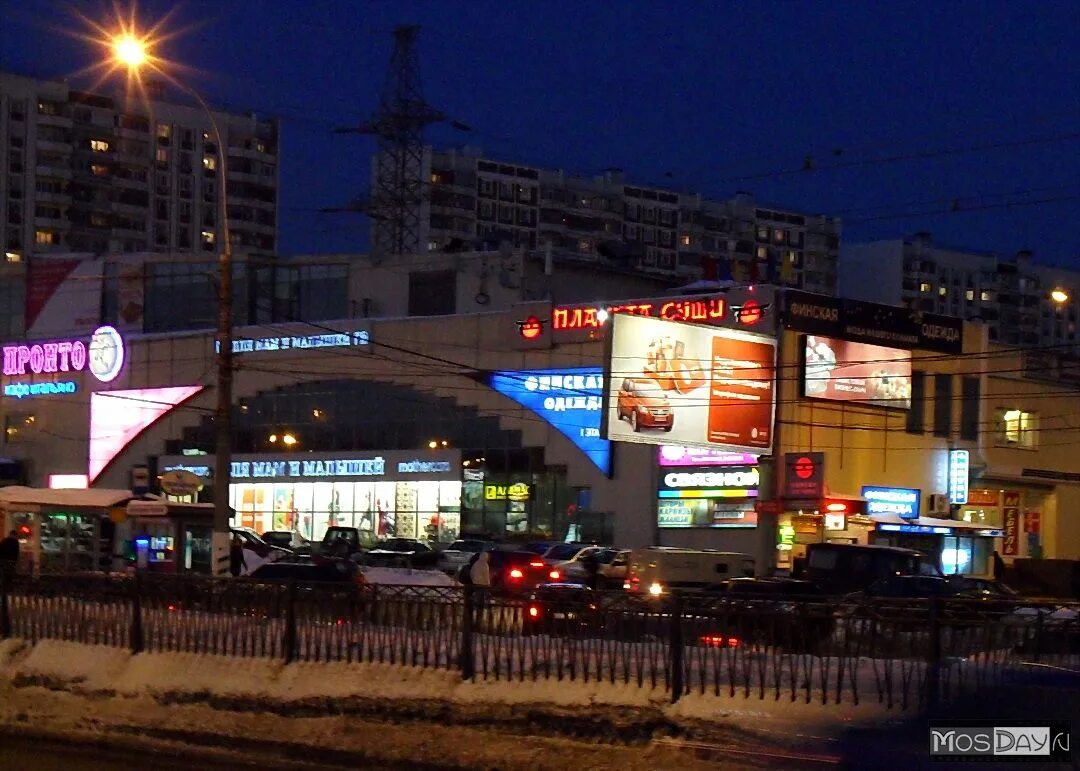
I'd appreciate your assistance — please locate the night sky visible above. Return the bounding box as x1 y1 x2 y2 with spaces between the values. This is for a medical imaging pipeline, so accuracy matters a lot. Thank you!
3 1 1078 266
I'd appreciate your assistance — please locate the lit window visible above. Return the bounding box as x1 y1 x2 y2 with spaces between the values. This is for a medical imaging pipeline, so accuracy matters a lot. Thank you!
91 164 109 177
756 246 767 259
203 156 216 171
201 230 216 245
999 409 1037 448
938 286 948 296
427 240 439 251
156 147 168 164
34 229 57 245
90 139 110 152
157 123 171 139
5 251 22 263
920 282 932 293
681 234 691 247
981 290 994 302
965 289 975 301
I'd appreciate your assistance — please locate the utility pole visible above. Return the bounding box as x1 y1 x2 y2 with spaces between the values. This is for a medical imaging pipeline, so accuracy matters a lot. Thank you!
333 26 466 258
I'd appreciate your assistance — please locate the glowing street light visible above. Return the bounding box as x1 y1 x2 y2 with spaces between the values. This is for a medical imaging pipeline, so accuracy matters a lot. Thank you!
112 35 148 69
1051 288 1069 305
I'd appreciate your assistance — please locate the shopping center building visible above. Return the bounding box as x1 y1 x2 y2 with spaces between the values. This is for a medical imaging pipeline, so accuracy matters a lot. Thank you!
1 267 1078 576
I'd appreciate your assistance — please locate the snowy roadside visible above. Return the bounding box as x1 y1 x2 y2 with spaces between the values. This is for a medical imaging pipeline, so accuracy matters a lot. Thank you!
0 637 916 767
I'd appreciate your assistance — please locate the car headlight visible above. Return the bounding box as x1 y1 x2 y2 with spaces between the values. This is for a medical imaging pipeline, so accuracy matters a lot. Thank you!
648 582 664 596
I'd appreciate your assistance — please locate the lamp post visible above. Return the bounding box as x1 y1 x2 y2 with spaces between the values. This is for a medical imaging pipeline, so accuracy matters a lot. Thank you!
110 34 234 574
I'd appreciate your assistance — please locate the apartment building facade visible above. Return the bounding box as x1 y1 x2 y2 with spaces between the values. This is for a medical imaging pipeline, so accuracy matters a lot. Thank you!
0 70 279 263
386 147 841 293
841 234 1079 352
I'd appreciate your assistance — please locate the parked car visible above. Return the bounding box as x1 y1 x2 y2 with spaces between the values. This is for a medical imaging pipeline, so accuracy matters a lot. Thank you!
616 377 673 432
475 550 555 594
318 526 377 560
539 542 597 567
230 526 290 574
437 539 492 574
523 583 603 636
689 577 832 652
365 538 439 568
519 541 561 556
556 547 628 586
261 530 313 555
795 542 941 595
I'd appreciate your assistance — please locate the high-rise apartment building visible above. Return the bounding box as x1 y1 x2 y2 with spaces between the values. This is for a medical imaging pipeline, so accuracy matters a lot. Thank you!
378 147 841 293
0 70 279 262
842 233 1080 351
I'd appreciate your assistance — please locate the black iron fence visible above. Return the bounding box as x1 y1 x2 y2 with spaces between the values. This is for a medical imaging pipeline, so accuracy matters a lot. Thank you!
1 573 1077 709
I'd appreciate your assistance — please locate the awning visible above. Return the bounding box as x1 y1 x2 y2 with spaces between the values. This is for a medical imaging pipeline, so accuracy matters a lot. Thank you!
871 513 1004 536
0 485 135 510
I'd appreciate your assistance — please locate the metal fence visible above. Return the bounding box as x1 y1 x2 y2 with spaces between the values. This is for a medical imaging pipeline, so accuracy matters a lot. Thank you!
1 573 1077 709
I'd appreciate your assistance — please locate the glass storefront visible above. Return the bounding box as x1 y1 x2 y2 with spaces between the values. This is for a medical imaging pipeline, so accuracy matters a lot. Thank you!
229 479 461 543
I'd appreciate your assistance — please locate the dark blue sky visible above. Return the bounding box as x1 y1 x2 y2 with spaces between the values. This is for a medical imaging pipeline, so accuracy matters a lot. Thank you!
4 1 1078 266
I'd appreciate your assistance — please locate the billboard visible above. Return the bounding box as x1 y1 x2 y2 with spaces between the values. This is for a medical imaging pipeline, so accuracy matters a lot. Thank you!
489 368 611 475
802 335 911 409
604 314 776 453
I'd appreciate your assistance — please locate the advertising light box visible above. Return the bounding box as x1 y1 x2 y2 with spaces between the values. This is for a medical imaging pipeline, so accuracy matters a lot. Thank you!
862 485 921 519
802 335 912 410
605 314 776 453
489 368 611 475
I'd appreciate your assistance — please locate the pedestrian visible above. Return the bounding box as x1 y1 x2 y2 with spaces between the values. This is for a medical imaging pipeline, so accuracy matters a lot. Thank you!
0 528 19 583
582 549 601 590
469 550 491 589
229 535 247 577
992 550 1006 581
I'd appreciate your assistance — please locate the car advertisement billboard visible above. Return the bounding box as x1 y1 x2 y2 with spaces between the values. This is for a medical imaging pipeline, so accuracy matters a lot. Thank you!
488 367 611 475
604 314 776 453
802 335 912 410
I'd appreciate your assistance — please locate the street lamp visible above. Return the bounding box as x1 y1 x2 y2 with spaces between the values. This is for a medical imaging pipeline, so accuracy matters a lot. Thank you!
104 28 235 575
1051 288 1069 305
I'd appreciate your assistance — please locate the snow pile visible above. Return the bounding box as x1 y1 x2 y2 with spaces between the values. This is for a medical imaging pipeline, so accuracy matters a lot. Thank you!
360 567 458 587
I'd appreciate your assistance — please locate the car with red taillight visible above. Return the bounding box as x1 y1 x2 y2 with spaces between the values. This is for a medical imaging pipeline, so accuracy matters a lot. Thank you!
483 550 555 594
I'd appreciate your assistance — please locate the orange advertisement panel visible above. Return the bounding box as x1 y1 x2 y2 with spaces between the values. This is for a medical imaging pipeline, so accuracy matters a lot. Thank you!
803 335 911 409
606 314 776 453
1003 505 1020 556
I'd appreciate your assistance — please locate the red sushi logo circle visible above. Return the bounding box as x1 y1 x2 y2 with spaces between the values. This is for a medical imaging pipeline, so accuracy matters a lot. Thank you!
517 315 544 340
737 300 763 325
794 456 816 480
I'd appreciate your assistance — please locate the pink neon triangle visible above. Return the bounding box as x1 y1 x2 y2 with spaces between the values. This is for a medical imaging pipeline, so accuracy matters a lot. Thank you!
88 386 204 482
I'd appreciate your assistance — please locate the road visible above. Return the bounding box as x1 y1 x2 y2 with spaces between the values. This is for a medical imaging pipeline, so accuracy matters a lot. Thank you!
0 735 295 771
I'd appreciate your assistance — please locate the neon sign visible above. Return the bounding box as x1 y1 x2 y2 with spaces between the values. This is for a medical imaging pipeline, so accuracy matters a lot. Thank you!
4 380 77 398
218 330 370 355
553 297 728 332
2 325 123 383
862 486 921 519
948 449 970 505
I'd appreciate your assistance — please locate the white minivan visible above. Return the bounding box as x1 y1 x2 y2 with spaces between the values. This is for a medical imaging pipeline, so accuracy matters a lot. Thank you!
624 547 755 596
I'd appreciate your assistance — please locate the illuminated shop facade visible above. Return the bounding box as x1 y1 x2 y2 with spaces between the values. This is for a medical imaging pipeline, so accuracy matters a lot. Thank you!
3 286 1080 570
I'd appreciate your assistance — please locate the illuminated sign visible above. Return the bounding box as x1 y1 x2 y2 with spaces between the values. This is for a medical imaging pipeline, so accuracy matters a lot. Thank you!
862 486 921 519
783 452 824 499
606 315 776 453
554 297 729 332
777 523 796 550
485 483 531 501
219 330 370 355
489 367 611 475
948 449 970 504
661 467 759 490
879 524 953 534
803 335 911 409
516 316 545 340
48 474 88 489
3 325 124 383
4 380 77 399
824 513 847 531
89 386 205 482
731 300 769 326
232 457 386 479
397 460 452 473
657 499 757 528
658 446 758 467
